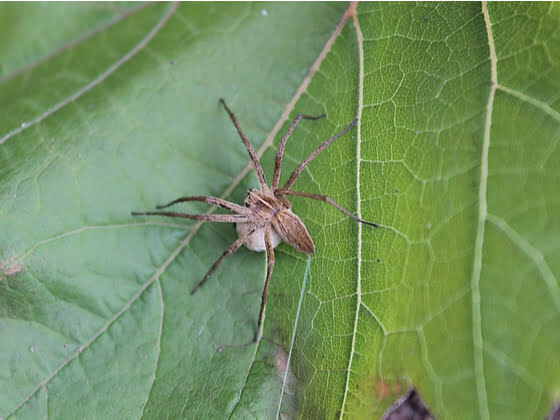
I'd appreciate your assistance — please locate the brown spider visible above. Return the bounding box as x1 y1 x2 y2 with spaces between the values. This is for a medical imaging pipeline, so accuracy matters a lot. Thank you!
132 99 378 341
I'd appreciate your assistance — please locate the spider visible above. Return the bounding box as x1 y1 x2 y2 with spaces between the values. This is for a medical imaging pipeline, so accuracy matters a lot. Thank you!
132 99 378 341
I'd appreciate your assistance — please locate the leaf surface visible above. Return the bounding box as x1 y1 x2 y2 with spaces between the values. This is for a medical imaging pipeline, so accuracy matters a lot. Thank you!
1 3 559 419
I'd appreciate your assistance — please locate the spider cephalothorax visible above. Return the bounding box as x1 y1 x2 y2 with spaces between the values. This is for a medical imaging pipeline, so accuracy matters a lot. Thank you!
237 188 312 254
132 99 378 341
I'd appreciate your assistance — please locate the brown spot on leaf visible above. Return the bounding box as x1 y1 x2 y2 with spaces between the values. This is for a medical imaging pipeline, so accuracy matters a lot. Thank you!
276 348 287 373
4 264 23 276
375 378 392 400
1 260 23 280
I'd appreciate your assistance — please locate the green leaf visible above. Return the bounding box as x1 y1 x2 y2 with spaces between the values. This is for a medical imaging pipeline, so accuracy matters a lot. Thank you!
1 2 559 419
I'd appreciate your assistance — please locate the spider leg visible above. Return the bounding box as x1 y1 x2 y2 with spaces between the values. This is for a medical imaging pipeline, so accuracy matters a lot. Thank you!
219 98 269 191
254 226 275 342
155 195 250 215
282 117 358 191
272 113 325 189
279 189 379 227
131 211 249 223
191 225 258 295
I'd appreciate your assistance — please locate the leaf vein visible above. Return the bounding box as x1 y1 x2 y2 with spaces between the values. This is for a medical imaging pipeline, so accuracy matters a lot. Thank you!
487 214 560 312
470 3 496 420
0 3 178 146
340 6 364 418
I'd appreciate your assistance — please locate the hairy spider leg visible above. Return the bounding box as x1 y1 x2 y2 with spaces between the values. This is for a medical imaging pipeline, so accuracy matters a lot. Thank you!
219 98 269 191
279 190 379 227
191 225 259 295
155 195 250 216
131 211 249 223
282 118 359 191
254 225 276 342
272 112 325 189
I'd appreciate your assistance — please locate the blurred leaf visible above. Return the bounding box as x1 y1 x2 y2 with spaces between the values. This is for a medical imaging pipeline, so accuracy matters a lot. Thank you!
1 2 559 419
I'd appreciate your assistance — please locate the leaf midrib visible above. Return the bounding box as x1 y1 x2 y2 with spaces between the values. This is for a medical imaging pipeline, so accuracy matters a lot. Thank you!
470 3 496 420
340 6 364 419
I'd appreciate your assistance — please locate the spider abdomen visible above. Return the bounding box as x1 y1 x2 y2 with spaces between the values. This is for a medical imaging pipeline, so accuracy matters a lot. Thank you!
272 209 315 255
236 222 283 252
